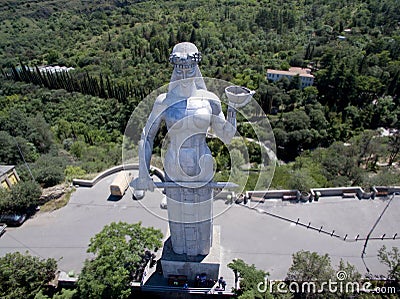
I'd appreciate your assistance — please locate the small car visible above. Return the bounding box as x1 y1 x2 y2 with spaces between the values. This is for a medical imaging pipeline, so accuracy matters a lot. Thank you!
0 223 6 236
160 196 167 209
0 214 27 226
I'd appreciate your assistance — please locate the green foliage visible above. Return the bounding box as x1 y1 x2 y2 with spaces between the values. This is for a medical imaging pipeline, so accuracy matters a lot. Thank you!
0 108 53 155
230 149 245 168
0 252 57 299
271 152 330 191
367 171 400 187
337 259 362 282
287 250 335 282
34 289 77 299
0 131 39 164
0 0 399 189
378 246 400 281
228 258 269 299
270 165 291 189
0 79 124 183
207 138 229 171
287 169 318 192
64 165 87 182
292 153 329 187
77 221 163 299
31 155 66 188
285 251 363 297
0 180 42 214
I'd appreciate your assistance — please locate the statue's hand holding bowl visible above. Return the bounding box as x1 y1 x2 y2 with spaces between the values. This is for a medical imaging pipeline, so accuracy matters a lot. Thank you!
225 86 255 109
130 176 154 199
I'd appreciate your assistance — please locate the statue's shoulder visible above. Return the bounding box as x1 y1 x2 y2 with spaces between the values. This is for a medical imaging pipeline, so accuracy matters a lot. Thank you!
194 90 222 113
155 93 167 105
194 90 220 103
151 93 168 113
145 93 167 119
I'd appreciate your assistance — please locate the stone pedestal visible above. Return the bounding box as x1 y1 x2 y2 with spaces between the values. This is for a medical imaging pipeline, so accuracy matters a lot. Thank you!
160 225 221 282
166 186 213 256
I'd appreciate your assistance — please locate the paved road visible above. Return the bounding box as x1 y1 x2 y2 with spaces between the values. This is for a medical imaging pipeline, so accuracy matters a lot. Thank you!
217 196 400 286
0 171 169 273
0 172 399 290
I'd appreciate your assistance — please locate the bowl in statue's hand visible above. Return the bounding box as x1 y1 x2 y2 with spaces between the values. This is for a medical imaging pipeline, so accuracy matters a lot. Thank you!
225 86 255 108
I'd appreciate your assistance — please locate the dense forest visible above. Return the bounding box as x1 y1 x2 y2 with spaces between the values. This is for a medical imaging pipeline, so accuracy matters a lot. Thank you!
0 0 399 197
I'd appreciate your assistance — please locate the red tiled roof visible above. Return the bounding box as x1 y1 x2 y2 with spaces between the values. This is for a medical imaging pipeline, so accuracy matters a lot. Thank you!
267 68 314 78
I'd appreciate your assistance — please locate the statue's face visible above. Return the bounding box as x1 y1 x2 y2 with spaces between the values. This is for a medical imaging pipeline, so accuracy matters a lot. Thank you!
174 66 196 80
170 65 198 97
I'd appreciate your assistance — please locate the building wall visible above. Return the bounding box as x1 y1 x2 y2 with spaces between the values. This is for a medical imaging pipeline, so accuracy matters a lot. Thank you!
267 69 314 88
0 167 20 189
1 180 8 189
8 173 18 185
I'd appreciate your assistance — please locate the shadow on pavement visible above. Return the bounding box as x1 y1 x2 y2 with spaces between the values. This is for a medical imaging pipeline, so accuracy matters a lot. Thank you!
107 194 122 202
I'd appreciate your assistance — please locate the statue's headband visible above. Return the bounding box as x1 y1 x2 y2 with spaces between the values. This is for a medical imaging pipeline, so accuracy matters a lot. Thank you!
169 52 202 68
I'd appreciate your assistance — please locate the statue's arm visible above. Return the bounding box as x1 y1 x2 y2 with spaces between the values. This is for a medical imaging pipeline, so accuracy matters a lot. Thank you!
210 99 237 144
134 95 165 192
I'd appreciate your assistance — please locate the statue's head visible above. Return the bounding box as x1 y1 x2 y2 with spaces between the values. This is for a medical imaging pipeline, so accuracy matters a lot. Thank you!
168 42 206 95
169 42 201 69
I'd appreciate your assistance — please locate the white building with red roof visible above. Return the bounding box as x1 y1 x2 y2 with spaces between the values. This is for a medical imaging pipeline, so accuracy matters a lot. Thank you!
267 67 314 88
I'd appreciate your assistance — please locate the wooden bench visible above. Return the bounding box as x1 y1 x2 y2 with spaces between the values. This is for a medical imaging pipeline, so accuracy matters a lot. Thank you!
342 192 356 198
376 191 388 197
250 196 265 203
282 194 297 201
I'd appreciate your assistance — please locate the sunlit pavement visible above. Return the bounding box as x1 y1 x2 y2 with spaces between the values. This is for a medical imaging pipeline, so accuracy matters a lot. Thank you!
0 171 399 291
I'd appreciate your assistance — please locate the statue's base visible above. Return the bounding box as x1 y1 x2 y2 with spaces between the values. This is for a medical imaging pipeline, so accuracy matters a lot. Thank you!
160 226 221 282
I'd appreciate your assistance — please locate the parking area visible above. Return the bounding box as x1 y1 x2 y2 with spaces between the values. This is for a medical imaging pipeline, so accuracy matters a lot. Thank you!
0 171 169 273
217 195 400 285
0 171 399 290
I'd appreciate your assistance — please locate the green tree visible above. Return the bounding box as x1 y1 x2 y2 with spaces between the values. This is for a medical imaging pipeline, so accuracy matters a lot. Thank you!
349 130 380 169
46 50 60 64
320 142 365 187
228 259 269 299
287 169 317 192
230 148 246 168
0 252 57 299
31 155 66 188
0 131 38 164
256 82 273 114
367 170 400 187
64 165 87 182
308 106 328 131
387 131 400 166
270 165 291 189
378 246 400 281
0 180 42 214
286 250 335 297
371 96 397 128
284 110 310 132
77 221 163 299
288 75 301 90
337 259 362 282
229 148 248 190
27 114 53 154
0 188 12 214
34 289 76 299
292 152 329 188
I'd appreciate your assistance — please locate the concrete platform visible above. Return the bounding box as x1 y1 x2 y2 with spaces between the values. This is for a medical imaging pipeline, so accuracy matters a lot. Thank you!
1 170 399 295
161 226 221 282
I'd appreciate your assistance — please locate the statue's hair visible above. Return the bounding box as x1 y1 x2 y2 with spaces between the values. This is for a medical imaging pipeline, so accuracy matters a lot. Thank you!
167 42 207 95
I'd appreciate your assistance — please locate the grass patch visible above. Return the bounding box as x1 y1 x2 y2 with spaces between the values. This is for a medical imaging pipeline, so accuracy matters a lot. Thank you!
78 172 100 180
40 187 76 212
